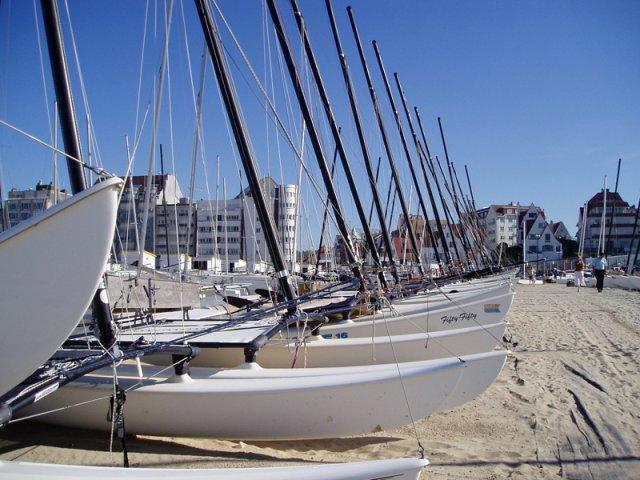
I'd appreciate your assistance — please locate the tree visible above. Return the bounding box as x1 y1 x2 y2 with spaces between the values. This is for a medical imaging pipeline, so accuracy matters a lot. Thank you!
504 245 523 264
560 238 579 258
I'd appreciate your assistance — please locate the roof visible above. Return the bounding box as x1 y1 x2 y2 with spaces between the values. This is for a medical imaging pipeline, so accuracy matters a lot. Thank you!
586 189 629 211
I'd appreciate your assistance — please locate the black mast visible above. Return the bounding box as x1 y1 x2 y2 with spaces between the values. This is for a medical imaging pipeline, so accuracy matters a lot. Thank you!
372 41 441 271
464 164 477 211
347 6 424 276
266 0 366 286
413 107 463 267
393 73 452 270
368 157 382 225
437 117 474 267
194 0 296 308
285 0 385 287
463 163 493 263
41 0 85 193
41 0 116 349
315 141 339 275
451 162 490 267
626 195 640 273
435 153 473 267
605 158 622 257
321 0 399 283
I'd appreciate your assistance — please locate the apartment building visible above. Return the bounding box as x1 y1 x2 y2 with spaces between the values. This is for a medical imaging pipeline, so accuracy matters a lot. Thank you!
195 177 298 272
1 181 70 232
577 189 639 256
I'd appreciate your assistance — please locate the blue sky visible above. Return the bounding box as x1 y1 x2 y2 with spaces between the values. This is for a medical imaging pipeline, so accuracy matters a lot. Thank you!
1 0 638 244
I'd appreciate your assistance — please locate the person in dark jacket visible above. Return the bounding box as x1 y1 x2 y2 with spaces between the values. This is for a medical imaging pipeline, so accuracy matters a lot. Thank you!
593 254 608 293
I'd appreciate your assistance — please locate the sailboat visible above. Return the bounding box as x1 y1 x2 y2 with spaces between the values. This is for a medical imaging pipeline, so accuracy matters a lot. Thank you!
0 1 432 478
0 176 122 396
0 458 428 480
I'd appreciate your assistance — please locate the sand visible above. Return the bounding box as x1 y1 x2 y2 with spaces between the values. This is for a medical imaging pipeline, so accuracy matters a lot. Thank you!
1 283 639 478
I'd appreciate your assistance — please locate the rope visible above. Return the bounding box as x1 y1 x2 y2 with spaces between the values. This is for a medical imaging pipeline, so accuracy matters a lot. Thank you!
0 118 112 178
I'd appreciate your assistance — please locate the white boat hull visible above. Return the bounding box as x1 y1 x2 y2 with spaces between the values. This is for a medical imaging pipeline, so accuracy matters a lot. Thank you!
605 275 640 291
23 350 508 440
320 288 514 339
147 322 506 368
393 281 511 307
0 178 122 397
0 458 428 480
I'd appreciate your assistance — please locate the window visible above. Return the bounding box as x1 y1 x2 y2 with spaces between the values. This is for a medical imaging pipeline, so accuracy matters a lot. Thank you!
545 234 551 242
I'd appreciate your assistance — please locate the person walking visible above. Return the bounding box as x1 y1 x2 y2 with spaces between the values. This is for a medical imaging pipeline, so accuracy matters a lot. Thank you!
593 254 608 293
574 255 585 291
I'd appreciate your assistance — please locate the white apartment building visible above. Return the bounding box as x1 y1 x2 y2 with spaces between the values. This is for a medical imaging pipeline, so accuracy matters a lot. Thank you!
477 203 567 261
475 203 520 248
1 181 70 232
196 177 297 273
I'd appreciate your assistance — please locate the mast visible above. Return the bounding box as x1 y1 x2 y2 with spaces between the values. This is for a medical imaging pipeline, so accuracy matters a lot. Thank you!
315 140 339 275
413 107 463 267
322 0 398 283
579 201 588 257
40 0 85 193
194 0 296 306
159 145 171 266
347 6 424 276
522 216 527 279
41 0 116 349
393 73 452 270
451 162 491 267
286 0 385 287
372 41 441 271
368 157 382 225
598 176 607 256
464 165 477 211
626 195 640 274
437 118 474 267
266 0 368 287
605 158 621 257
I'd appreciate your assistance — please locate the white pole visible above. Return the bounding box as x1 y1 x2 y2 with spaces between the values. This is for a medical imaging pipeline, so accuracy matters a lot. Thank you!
223 179 229 273
598 176 607 256
579 201 588 257
292 121 305 274
522 217 526 280
214 156 220 273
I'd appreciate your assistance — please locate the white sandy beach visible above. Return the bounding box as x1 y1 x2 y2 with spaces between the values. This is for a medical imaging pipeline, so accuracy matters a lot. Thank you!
1 283 639 479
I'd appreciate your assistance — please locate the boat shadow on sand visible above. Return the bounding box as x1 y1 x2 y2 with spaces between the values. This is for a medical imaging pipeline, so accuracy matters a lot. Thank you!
0 421 404 464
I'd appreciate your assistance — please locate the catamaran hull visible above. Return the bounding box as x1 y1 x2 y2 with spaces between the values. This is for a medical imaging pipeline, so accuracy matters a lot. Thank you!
0 458 428 480
391 282 512 308
320 290 514 339
0 178 122 397
23 351 508 440
149 322 506 368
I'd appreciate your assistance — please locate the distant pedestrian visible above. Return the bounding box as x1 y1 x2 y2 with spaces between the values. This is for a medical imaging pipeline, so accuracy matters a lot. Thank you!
593 254 608 293
574 256 585 291
528 267 536 285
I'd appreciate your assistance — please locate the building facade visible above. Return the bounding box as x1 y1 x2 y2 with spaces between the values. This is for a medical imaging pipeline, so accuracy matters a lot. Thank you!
475 203 520 248
577 190 639 257
476 203 568 261
1 181 70 232
195 177 298 272
115 174 184 257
